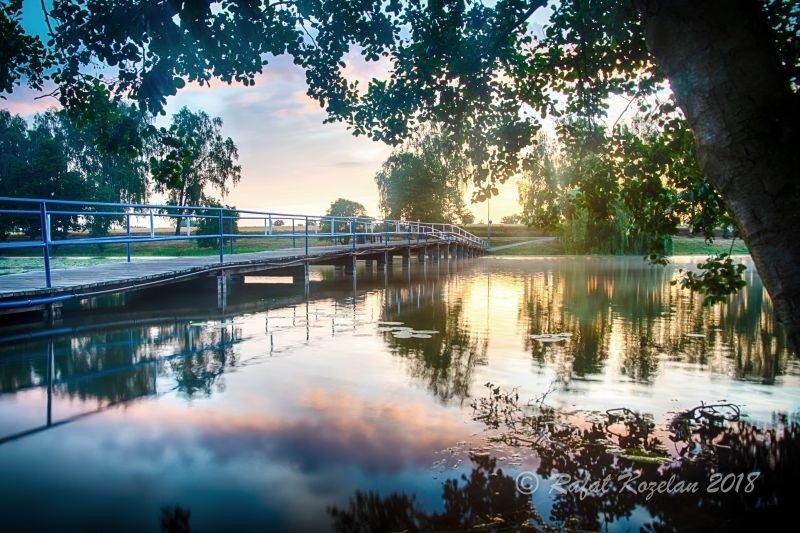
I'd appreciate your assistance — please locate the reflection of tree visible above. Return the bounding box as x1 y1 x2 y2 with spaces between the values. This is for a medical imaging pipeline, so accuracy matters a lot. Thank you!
166 328 237 398
379 282 487 401
0 322 240 404
472 385 798 530
160 505 193 533
329 453 538 532
332 397 797 532
518 258 790 383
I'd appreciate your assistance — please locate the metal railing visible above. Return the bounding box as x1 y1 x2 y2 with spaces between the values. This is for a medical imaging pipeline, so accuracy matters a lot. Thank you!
0 197 488 289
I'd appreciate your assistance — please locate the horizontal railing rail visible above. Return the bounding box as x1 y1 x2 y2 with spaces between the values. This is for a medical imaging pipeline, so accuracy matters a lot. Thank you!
0 196 488 290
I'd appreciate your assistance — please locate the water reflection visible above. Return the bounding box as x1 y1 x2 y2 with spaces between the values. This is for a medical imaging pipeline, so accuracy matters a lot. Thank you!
379 282 488 402
331 404 798 531
506 257 791 386
329 453 533 531
0 257 795 531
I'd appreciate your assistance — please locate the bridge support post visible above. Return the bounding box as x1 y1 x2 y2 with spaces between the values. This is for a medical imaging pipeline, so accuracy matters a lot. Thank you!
332 265 341 279
345 255 357 276
217 272 227 310
401 248 410 269
417 249 426 264
43 302 62 324
290 265 307 284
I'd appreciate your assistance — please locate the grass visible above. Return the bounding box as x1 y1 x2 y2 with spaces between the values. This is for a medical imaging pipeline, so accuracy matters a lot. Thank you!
465 224 547 239
0 224 751 275
0 228 343 259
670 236 749 255
490 238 566 256
488 235 750 257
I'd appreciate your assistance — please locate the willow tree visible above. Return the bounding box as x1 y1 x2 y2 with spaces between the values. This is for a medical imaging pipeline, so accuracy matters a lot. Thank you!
375 131 472 224
2 0 798 338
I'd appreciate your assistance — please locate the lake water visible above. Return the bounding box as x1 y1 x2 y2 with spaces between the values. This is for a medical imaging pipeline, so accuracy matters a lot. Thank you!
0 256 797 531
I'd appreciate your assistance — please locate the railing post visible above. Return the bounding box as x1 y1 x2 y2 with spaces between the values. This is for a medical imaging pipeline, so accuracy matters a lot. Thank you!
384 220 389 245
39 201 51 288
268 214 272 235
187 214 192 236
126 212 131 263
149 208 154 238
292 219 296 248
351 219 355 250
218 207 224 263
229 214 234 255
305 216 309 256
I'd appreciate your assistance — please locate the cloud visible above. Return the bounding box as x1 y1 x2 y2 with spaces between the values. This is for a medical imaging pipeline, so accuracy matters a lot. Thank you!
1 84 60 119
93 387 472 477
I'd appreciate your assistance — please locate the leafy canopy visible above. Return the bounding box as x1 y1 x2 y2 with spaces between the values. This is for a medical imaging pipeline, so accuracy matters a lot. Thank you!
326 198 368 218
375 129 472 224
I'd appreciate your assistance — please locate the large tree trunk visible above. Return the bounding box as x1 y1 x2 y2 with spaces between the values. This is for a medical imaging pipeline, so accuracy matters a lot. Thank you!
637 0 800 345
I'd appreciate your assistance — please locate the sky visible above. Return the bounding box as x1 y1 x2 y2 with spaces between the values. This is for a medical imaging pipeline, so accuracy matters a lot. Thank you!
4 1 523 222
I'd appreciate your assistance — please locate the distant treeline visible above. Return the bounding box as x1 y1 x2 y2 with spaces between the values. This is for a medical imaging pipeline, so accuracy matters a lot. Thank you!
0 104 240 240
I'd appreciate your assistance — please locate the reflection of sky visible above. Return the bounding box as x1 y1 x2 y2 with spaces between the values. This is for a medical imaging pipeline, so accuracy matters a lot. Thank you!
0 299 476 531
0 258 798 530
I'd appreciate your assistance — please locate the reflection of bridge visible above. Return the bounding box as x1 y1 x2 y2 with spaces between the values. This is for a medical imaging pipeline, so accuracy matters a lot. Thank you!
0 197 487 317
0 264 463 446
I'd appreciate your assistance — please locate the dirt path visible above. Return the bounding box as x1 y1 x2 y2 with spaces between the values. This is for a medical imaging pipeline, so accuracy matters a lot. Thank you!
489 237 554 252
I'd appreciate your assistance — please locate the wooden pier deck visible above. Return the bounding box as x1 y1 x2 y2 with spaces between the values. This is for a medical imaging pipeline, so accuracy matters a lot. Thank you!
0 240 482 314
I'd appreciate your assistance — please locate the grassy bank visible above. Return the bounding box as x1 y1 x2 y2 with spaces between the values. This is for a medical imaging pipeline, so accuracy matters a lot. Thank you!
489 233 749 256
0 224 750 275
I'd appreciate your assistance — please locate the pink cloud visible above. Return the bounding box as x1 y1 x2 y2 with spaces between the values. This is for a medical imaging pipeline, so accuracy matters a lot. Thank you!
291 91 324 116
341 51 392 94
1 84 60 118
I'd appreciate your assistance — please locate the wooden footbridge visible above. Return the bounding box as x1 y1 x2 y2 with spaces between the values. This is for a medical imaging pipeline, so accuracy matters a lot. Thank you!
0 197 487 317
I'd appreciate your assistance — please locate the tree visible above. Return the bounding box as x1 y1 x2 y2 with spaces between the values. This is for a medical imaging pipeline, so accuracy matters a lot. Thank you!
517 117 707 257
326 198 368 218
517 132 564 233
635 0 800 338
320 198 368 244
375 131 472 224
0 1 46 96
0 107 148 238
149 107 241 235
4 1 799 337
194 202 239 249
0 109 83 238
36 106 150 235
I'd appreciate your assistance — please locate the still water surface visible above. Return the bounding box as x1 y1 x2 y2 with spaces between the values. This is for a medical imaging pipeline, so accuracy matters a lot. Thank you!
0 256 797 531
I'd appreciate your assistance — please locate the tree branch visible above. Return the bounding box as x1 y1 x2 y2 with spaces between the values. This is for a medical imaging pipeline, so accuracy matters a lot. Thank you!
487 0 548 57
39 0 55 38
